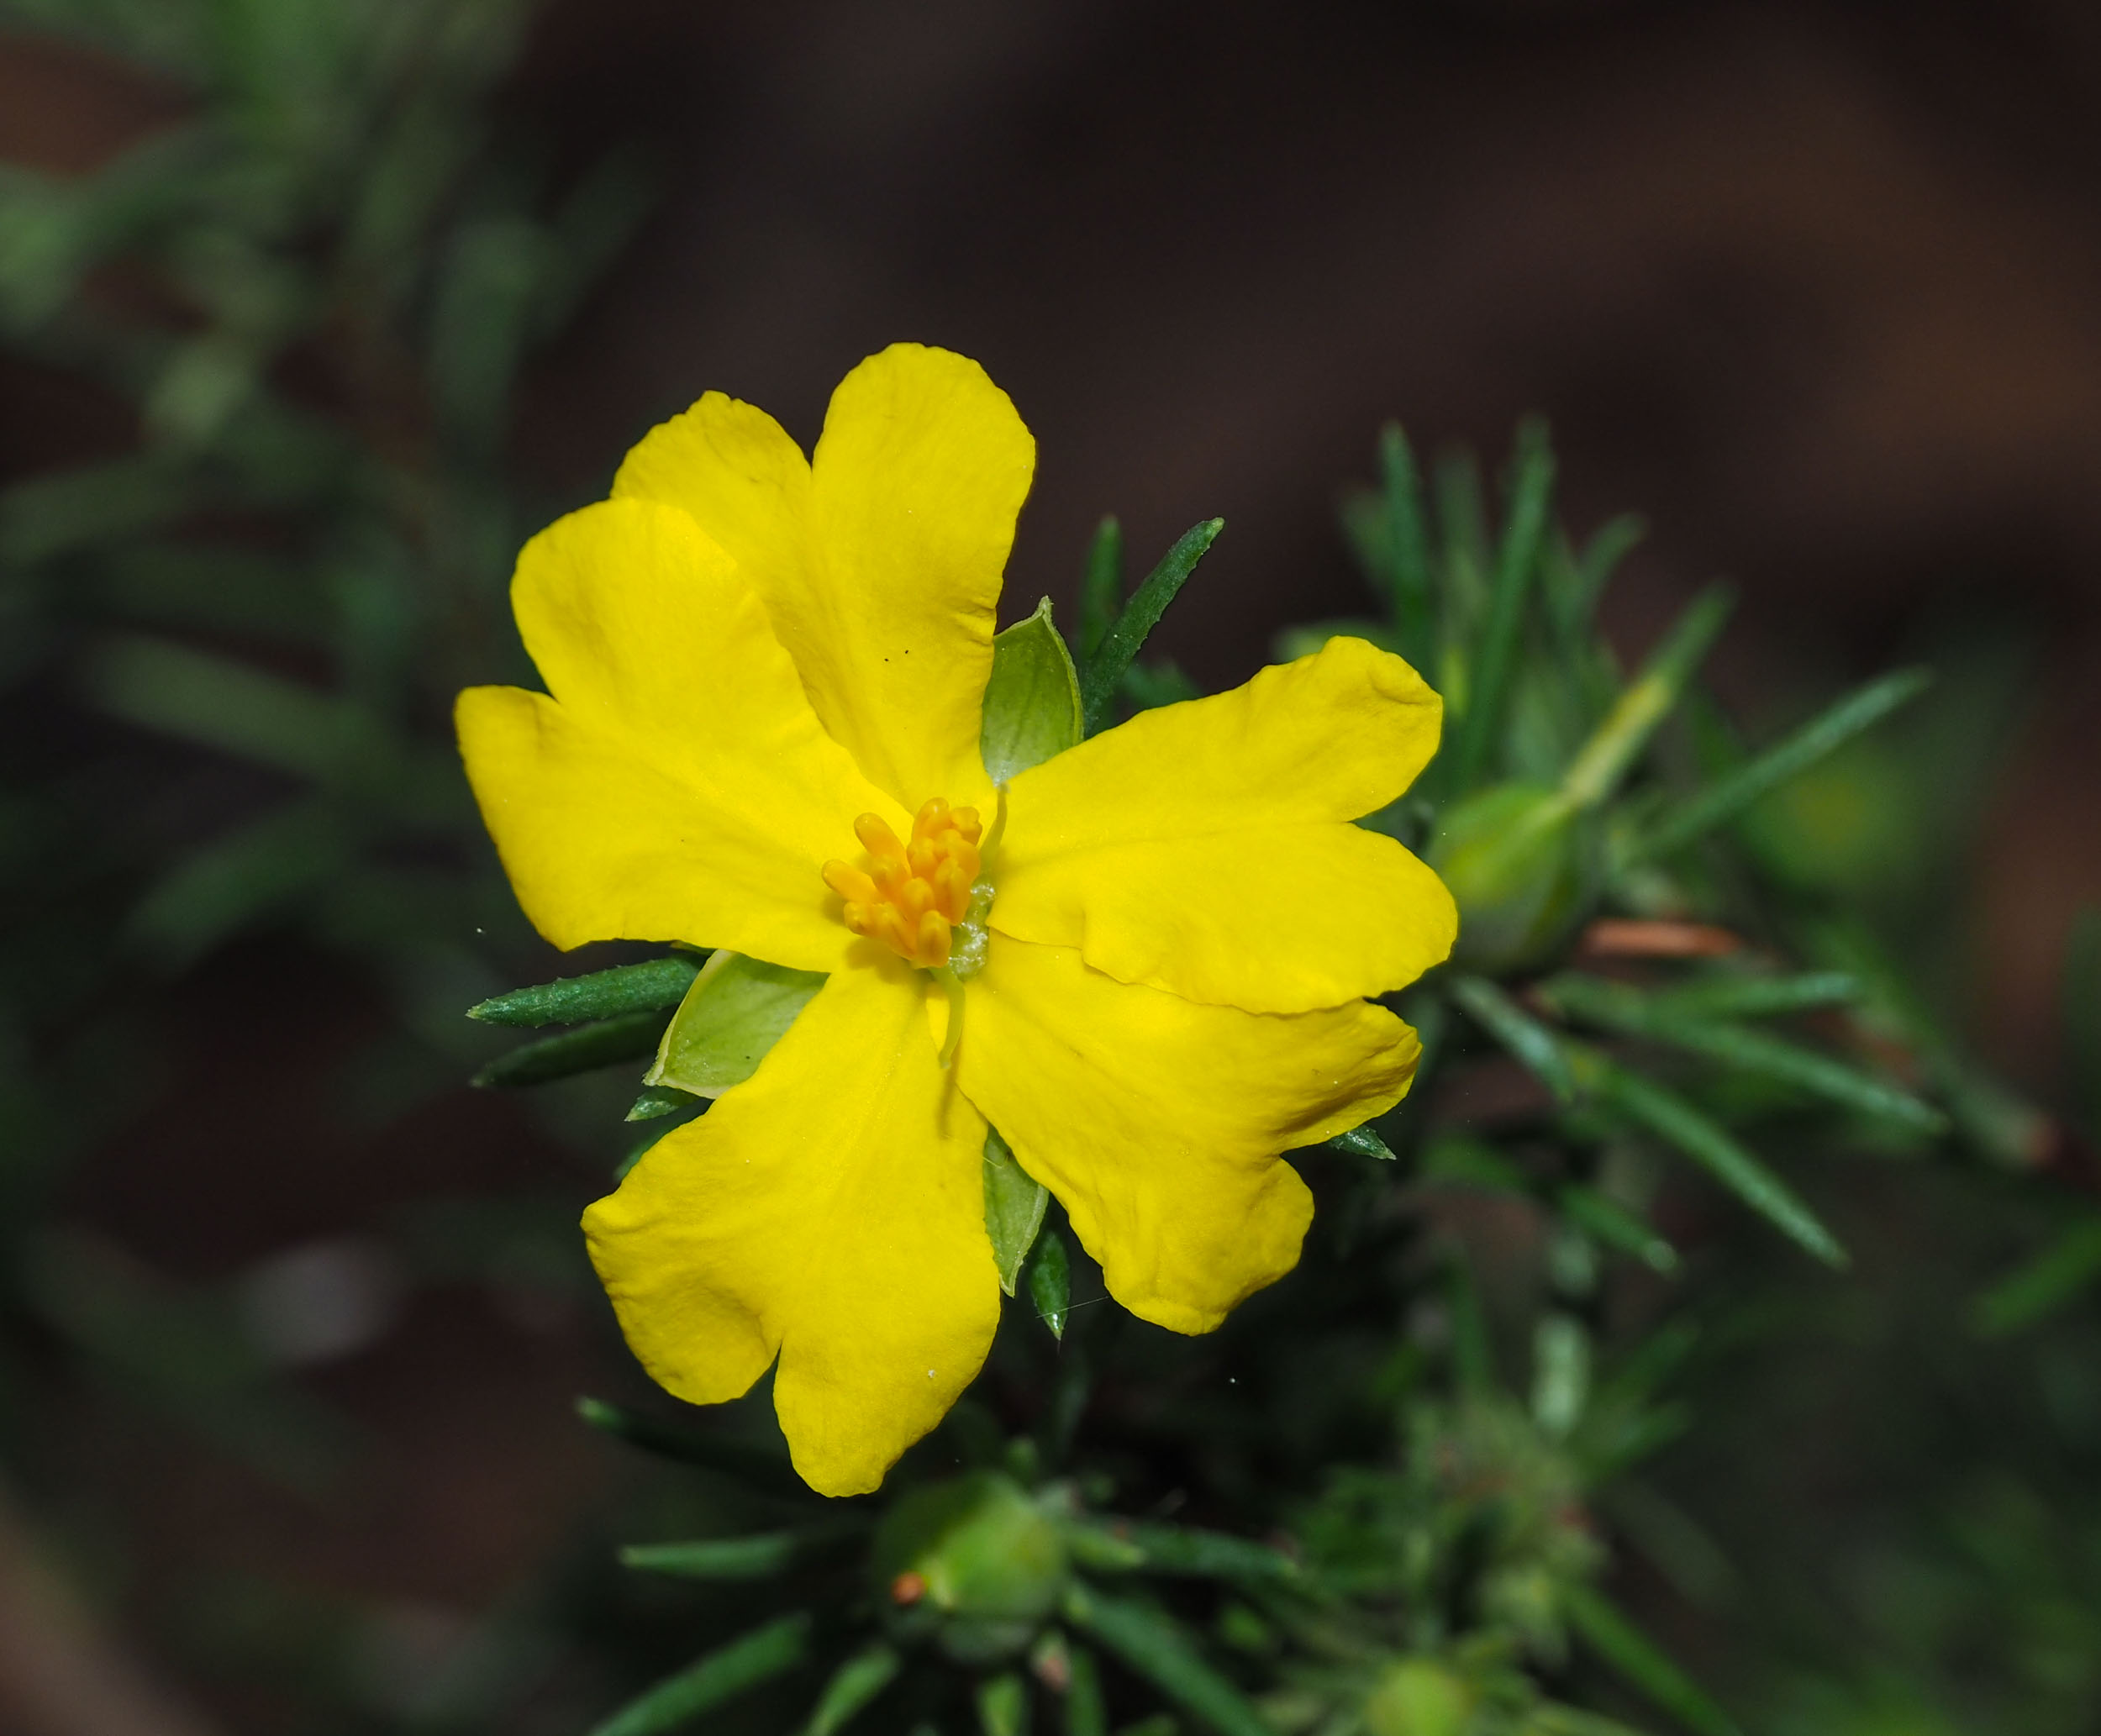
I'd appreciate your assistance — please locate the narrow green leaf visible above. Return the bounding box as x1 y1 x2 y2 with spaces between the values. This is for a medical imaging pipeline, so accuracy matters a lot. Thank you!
1060 1521 1297 1584
1531 1313 1591 1439
469 956 701 1027
1080 516 1124 665
626 1085 700 1123
985 1126 1050 1297
646 950 825 1098
129 797 345 967
1377 423 1435 672
983 597 1084 782
576 1397 811 1498
1420 1134 1530 1194
1445 1245 1496 1394
1635 666 1933 860
1060 1524 1147 1573
1448 419 1556 792
82 633 354 780
1571 513 1646 622
1064 1643 1108 1736
1557 1185 1679 1275
1538 974 1943 1134
2066 907 2101 1143
1061 1583 1272 1736
1560 586 1733 810
1326 1123 1396 1161
977 1673 1027 1736
1080 519 1223 734
1027 1232 1072 1340
587 1612 811 1736
1435 452 1493 604
1561 1583 1741 1736
1972 1218 2101 1338
1448 975 1577 1104
472 1009 671 1089
1528 1702 1656 1736
1645 971 1859 1022
804 1644 900 1736
618 1528 856 1580
1576 1048 1848 1268
1119 658 1202 712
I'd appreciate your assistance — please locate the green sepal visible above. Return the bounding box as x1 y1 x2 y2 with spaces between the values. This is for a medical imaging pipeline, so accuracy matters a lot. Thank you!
647 950 825 1099
472 1008 671 1088
587 1612 812 1736
1026 1231 1071 1340
984 1127 1050 1297
467 955 700 1027
1327 1123 1396 1161
626 1084 699 1122
982 597 1083 783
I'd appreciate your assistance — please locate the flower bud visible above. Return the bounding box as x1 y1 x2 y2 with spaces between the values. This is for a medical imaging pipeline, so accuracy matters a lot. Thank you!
1362 1657 1476 1736
1428 782 1594 975
871 1471 1067 1664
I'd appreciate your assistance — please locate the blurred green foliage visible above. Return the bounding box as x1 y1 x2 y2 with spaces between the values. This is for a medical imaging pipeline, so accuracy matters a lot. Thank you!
1 5 2098 1736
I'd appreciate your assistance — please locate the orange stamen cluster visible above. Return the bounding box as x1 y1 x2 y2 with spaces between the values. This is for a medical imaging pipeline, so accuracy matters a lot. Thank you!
823 797 983 969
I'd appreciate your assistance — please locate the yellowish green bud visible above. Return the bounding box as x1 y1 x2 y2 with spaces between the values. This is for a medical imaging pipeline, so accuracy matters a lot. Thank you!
871 1471 1067 1664
1362 1657 1477 1736
1429 782 1594 974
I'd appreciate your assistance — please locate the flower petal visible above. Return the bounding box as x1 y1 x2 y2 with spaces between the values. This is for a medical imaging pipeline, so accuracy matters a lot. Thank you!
610 346 1032 813
956 934 1421 1335
609 385 814 642
457 497 899 968
582 959 999 1497
992 636 1456 1012
805 345 1032 809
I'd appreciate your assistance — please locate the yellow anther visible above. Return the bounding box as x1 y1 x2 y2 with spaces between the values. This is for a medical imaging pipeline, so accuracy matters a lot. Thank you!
855 813 906 860
914 911 951 969
823 861 879 906
823 800 988 968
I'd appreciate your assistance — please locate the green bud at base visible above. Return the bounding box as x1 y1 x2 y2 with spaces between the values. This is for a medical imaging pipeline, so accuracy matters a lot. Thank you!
871 1472 1068 1665
1429 781 1595 975
1363 1658 1476 1736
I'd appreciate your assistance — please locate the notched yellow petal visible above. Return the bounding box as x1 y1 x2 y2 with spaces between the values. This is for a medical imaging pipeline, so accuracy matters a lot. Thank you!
582 965 998 1497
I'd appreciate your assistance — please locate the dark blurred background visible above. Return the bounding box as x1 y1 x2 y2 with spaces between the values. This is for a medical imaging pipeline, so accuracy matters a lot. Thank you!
3 2 2099 1731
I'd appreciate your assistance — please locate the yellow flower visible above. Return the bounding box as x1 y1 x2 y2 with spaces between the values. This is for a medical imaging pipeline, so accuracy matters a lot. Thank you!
456 344 1457 1496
